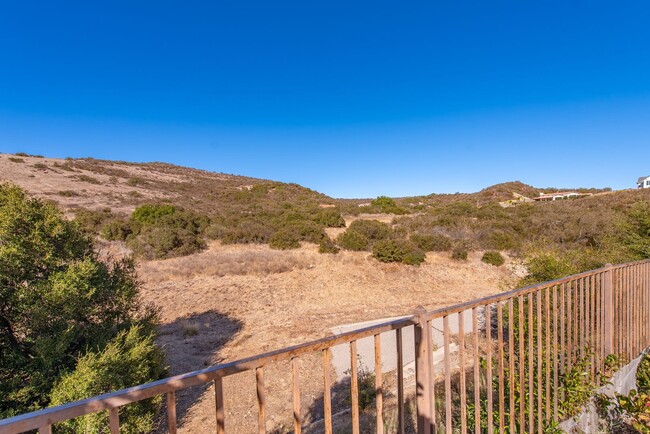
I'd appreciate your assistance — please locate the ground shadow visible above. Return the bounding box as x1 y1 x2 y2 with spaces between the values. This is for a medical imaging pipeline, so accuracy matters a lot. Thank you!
156 309 243 431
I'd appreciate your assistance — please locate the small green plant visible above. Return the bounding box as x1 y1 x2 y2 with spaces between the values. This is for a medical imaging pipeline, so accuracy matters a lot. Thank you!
372 239 425 265
348 219 392 242
8 157 24 163
451 248 468 261
314 209 345 227
58 190 79 197
318 238 340 254
337 230 370 251
32 163 48 170
481 251 505 266
269 229 301 250
77 174 101 184
410 233 452 251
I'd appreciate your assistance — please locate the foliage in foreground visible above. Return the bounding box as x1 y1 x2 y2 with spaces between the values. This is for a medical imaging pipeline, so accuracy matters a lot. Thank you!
0 184 165 426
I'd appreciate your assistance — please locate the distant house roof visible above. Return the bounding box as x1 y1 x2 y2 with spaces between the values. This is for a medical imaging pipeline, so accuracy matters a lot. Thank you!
638 176 650 184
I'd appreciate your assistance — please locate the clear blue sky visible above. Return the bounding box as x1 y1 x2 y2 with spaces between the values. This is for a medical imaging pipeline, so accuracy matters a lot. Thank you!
1 2 649 198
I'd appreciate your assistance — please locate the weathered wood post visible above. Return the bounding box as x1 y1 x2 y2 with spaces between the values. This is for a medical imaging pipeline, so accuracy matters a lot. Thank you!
602 264 614 356
414 315 432 434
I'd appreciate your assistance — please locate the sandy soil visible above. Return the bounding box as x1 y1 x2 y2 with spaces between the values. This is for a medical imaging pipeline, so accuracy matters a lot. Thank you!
136 241 521 432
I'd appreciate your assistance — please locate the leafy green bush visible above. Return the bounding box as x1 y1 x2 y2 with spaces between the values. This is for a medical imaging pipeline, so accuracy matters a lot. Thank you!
481 251 505 266
49 326 166 434
337 230 370 251
410 233 452 251
0 184 163 422
370 196 408 214
101 219 133 241
347 219 392 242
318 238 340 254
132 204 177 225
451 248 468 261
372 239 426 265
74 208 115 234
284 220 326 244
128 225 206 259
222 220 274 244
314 209 346 227
269 228 301 250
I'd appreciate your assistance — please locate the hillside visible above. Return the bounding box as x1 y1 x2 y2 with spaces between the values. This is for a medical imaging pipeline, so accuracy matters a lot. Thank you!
4 152 650 432
0 153 332 215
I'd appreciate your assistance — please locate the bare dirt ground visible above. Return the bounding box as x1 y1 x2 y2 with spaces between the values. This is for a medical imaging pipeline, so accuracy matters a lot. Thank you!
136 241 521 432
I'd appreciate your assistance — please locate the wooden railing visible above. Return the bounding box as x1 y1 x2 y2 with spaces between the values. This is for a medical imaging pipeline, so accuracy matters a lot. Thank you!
1 260 649 433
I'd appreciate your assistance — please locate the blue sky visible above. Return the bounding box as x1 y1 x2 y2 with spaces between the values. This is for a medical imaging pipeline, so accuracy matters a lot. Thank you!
1 2 649 198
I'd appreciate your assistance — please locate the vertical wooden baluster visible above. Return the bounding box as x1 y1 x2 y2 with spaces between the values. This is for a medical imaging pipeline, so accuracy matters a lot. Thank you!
444 315 452 434
109 408 119 434
567 282 573 370
545 286 551 421
396 329 405 434
518 295 525 433
508 299 515 434
553 285 559 421
427 319 436 433
292 357 302 434
579 278 584 358
595 274 601 383
415 317 432 434
458 312 467 434
350 340 360 434
486 305 493 434
497 303 505 432
473 307 481 434
537 290 543 434
375 334 383 434
167 391 177 434
560 283 566 401
256 367 266 434
214 376 225 434
528 293 534 431
323 348 333 434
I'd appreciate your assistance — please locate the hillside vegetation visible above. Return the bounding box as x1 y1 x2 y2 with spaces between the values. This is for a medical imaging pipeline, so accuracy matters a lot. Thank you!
2 153 648 274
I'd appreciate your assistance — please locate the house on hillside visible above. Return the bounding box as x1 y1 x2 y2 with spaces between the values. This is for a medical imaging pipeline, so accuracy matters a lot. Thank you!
532 191 591 201
637 176 650 189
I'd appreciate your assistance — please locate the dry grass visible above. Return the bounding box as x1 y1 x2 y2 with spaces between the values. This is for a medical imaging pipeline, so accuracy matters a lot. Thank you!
139 242 310 282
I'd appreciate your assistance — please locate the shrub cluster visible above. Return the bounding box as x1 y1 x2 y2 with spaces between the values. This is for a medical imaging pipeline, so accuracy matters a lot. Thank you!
481 251 505 267
0 184 164 426
372 239 426 265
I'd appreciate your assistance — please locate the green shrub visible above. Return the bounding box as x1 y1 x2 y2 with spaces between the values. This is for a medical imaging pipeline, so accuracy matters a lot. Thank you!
347 219 392 242
483 230 518 250
101 219 133 241
284 220 326 243
410 233 452 251
318 238 340 254
314 209 346 227
269 229 301 250
0 184 163 422
128 226 206 259
222 220 273 244
372 239 426 265
49 326 166 434
8 157 24 163
370 196 408 214
74 208 115 234
637 354 650 393
77 174 101 184
204 223 229 240
451 249 468 261
481 251 505 266
132 204 177 225
337 230 370 251
58 190 79 197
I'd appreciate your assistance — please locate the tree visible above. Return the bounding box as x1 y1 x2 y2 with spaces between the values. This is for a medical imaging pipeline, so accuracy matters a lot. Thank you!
0 184 164 423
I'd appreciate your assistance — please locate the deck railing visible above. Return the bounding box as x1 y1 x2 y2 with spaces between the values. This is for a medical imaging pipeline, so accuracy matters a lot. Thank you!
1 260 649 433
